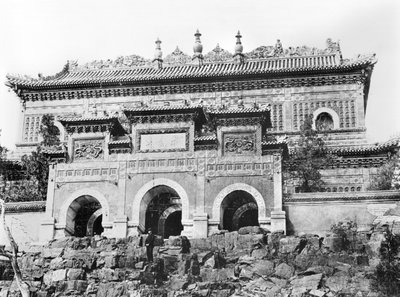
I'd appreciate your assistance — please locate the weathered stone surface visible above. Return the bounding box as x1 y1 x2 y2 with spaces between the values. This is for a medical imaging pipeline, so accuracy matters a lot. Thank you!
279 237 301 254
251 248 268 259
169 275 188 290
49 257 65 270
42 247 64 258
67 268 85 280
251 260 275 276
325 273 350 292
238 226 265 235
291 273 323 290
274 262 294 279
52 269 67 282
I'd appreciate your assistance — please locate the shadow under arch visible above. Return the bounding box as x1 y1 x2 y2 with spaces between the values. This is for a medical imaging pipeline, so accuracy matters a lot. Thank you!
131 178 189 233
212 183 267 230
58 188 111 236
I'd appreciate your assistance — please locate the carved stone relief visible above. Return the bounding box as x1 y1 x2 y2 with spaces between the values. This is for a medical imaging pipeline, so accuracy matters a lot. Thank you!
74 139 104 160
223 133 256 155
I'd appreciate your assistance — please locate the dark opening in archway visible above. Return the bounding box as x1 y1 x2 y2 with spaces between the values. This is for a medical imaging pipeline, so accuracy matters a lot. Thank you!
221 190 259 232
66 195 103 237
164 211 183 238
316 112 334 131
144 185 182 238
93 214 104 236
238 208 259 229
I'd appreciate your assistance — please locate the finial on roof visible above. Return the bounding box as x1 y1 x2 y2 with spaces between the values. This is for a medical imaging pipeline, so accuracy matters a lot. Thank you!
233 30 245 64
235 31 243 54
153 38 163 69
192 29 204 65
193 29 203 56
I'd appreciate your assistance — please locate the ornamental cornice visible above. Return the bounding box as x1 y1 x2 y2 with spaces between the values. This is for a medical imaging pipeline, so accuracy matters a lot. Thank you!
129 113 197 124
20 74 364 102
4 201 46 213
284 190 400 203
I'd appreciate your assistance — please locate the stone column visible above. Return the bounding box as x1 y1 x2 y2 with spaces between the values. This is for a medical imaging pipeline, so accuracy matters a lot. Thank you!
40 163 57 242
271 152 286 233
112 161 128 238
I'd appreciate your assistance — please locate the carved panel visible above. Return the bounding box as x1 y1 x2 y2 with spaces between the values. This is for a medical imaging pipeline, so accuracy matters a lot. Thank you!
223 133 256 155
74 139 104 160
136 128 189 153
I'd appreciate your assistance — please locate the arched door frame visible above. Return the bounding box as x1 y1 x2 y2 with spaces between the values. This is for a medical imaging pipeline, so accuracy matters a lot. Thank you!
86 208 103 236
58 188 111 233
212 183 267 228
312 107 340 130
131 178 190 232
232 202 258 230
158 205 182 238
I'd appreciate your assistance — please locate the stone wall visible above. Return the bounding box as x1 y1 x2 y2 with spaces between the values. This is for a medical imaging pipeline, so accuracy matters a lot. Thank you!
284 190 400 235
4 210 44 247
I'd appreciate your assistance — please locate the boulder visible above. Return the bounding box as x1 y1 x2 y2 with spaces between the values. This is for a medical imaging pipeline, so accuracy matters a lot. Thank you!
279 237 301 254
291 273 323 290
251 248 269 259
67 268 85 280
50 257 65 270
274 263 294 279
238 226 265 235
325 273 350 292
251 260 274 276
52 269 67 282
168 275 188 290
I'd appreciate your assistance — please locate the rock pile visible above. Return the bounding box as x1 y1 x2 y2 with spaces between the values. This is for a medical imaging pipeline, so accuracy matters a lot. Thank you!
0 225 390 297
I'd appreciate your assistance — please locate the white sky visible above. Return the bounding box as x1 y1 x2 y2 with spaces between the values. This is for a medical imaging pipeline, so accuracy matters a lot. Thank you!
0 0 399 149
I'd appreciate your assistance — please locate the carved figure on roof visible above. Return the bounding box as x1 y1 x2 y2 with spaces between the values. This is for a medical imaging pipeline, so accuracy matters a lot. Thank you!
245 46 275 59
274 39 284 56
204 44 233 63
67 60 78 71
326 38 340 53
77 55 151 71
164 47 191 65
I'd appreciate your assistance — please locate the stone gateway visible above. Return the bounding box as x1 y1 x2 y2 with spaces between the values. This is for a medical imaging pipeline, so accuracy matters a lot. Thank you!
5 31 400 241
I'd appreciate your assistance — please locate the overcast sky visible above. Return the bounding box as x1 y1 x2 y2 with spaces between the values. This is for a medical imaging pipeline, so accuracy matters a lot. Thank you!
0 0 399 149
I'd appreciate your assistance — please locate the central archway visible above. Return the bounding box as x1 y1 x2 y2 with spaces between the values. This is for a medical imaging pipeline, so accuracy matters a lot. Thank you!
132 178 189 238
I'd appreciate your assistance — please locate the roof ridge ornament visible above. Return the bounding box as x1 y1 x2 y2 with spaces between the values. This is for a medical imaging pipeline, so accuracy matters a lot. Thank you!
192 29 204 66
204 44 233 63
233 31 245 64
153 38 163 69
164 46 191 65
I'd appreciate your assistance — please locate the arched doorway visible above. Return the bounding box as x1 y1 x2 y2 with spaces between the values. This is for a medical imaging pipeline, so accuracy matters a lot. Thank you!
65 195 104 237
142 185 183 238
220 190 259 231
315 112 334 131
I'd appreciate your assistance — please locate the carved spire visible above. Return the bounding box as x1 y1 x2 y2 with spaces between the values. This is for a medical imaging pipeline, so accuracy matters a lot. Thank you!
192 29 204 65
233 31 245 64
153 38 163 69
274 39 284 56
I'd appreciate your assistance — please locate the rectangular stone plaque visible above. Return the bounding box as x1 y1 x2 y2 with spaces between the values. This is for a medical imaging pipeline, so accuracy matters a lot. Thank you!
140 132 187 152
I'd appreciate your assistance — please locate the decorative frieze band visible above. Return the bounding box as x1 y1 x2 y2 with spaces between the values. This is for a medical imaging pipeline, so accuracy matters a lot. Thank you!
21 74 365 102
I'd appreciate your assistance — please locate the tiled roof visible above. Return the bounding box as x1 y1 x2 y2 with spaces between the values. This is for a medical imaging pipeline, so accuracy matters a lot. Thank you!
330 138 399 155
208 107 270 115
124 105 203 113
58 116 118 122
194 135 217 142
6 53 376 90
109 137 131 145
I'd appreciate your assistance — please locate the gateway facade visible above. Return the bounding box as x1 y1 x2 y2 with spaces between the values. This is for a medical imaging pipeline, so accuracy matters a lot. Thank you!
6 32 387 240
